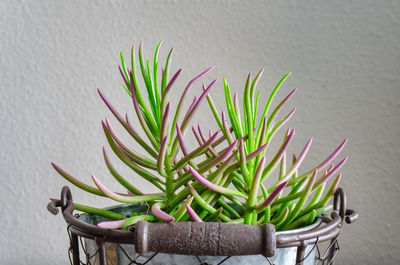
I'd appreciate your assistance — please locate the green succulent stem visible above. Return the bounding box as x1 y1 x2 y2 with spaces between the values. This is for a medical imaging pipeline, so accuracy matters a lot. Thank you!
74 203 125 220
128 45 158 134
244 157 265 224
165 152 175 210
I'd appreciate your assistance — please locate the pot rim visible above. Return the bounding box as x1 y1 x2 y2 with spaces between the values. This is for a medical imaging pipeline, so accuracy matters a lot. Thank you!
78 202 323 234
276 218 322 235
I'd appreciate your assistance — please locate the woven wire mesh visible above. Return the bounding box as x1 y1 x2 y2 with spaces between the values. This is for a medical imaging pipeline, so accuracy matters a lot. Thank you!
314 237 340 265
65 224 340 265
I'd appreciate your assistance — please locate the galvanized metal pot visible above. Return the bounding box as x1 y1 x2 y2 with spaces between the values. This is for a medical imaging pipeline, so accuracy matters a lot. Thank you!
81 204 322 265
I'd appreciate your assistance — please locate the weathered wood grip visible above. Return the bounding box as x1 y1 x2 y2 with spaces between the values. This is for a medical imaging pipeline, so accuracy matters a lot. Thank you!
134 221 276 257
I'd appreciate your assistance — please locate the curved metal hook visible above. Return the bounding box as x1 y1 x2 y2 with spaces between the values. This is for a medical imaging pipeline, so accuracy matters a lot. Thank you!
345 209 358 224
61 186 73 212
333 187 346 220
333 187 359 224
47 198 60 215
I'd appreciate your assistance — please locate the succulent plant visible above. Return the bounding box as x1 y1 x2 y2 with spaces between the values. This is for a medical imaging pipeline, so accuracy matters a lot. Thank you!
52 41 347 231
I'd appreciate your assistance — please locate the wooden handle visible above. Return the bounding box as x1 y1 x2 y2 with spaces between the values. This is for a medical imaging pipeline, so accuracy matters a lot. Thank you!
134 221 276 257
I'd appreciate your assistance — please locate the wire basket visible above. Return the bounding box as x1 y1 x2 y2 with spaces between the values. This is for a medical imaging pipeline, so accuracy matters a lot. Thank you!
48 187 357 265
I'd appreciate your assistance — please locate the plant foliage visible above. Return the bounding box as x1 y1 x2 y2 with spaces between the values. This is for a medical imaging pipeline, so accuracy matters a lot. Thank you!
52 42 347 231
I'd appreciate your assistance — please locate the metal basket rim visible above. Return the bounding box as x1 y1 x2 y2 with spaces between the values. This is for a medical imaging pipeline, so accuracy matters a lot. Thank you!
48 186 357 249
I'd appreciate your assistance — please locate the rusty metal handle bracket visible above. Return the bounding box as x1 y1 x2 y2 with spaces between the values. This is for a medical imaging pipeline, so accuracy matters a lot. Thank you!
333 187 358 224
134 221 276 257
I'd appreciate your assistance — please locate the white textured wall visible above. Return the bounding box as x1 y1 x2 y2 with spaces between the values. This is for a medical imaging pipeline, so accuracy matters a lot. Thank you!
1 0 399 264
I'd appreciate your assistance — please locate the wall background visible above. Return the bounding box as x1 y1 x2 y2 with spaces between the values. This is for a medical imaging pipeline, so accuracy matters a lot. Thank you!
1 0 399 264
